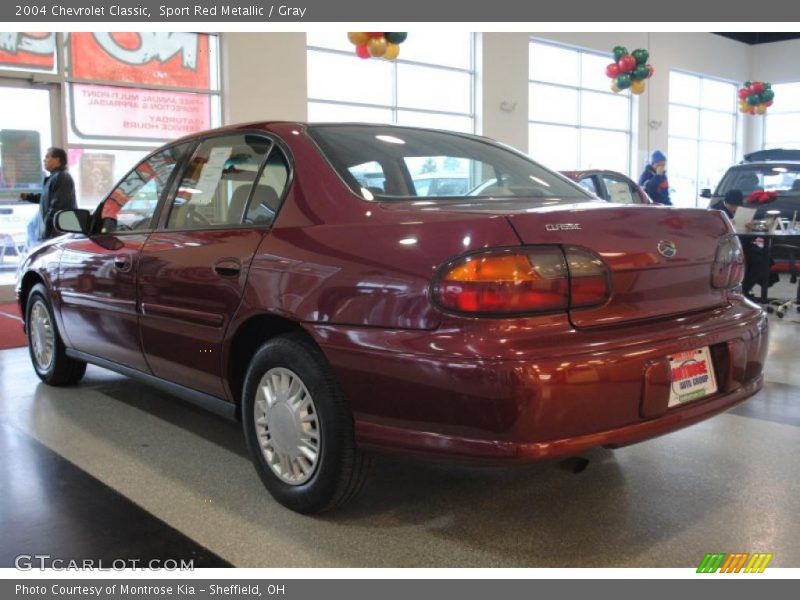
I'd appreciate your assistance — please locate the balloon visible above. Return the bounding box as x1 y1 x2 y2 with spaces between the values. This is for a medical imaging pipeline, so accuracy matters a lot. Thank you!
737 88 750 100
385 32 407 44
384 42 400 60
618 55 636 73
739 104 750 113
615 73 632 90
646 64 655 78
612 46 628 61
747 93 762 106
367 36 388 57
765 99 774 107
631 80 646 95
610 82 621 93
632 48 649 64
355 44 370 59
744 80 752 88
348 32 369 46
367 32 384 38
751 81 764 93
761 89 775 102
749 107 756 115
606 63 621 78
756 104 767 115
632 64 650 80
764 82 772 90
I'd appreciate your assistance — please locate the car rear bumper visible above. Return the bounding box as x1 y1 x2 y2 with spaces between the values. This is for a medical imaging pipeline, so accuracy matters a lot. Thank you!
309 300 768 461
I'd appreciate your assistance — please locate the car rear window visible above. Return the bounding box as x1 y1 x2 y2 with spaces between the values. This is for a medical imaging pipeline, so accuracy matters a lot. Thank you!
307 125 593 202
716 165 800 196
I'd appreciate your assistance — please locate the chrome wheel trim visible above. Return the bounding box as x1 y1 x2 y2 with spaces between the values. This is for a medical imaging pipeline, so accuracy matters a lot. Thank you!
29 299 55 372
254 367 320 485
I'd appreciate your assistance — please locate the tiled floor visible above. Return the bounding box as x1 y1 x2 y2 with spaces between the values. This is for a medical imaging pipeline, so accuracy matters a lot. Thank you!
1 301 799 567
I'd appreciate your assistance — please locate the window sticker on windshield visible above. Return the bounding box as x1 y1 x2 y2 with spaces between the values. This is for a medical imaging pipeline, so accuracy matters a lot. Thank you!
194 146 232 205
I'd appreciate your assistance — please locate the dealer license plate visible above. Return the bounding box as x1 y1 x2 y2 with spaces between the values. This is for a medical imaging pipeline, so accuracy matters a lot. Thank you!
667 347 718 407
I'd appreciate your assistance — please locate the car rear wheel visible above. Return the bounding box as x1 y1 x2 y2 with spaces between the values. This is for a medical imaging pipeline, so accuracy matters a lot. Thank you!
26 283 86 386
242 333 370 513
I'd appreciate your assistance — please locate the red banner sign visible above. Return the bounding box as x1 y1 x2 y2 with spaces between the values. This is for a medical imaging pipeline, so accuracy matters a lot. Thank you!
0 32 55 70
70 33 211 89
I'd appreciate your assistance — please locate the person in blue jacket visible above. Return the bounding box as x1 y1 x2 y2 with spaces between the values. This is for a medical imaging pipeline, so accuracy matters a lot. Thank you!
639 150 672 205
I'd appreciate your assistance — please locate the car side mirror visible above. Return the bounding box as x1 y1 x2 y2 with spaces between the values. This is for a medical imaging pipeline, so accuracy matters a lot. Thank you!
55 209 91 235
700 188 712 199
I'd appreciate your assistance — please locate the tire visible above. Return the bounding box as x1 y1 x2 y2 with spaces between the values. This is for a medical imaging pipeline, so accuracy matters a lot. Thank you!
242 333 370 513
25 283 87 386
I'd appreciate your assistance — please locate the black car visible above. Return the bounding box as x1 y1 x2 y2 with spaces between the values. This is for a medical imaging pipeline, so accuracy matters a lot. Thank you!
703 149 800 219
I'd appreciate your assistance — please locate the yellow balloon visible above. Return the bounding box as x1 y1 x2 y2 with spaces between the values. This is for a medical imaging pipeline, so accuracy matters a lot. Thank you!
631 80 646 95
756 104 767 115
610 82 621 93
739 105 750 113
384 43 400 60
367 36 388 57
348 32 369 46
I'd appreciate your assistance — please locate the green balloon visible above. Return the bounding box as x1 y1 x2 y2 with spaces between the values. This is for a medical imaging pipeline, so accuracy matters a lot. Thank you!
612 46 628 61
633 64 650 80
761 89 775 102
764 82 772 90
744 80 752 88
615 73 632 90
385 32 407 44
632 48 649 65
746 93 760 106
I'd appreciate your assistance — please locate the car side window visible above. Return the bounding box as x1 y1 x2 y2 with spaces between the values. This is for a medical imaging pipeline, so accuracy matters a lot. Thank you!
166 134 272 230
99 143 189 233
577 177 598 195
602 176 637 204
243 148 290 226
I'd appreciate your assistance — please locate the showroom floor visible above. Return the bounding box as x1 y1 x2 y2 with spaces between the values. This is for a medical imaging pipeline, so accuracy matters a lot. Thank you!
1 296 799 568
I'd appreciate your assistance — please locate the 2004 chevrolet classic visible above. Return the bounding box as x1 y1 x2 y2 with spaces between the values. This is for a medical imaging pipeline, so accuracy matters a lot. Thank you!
17 123 767 513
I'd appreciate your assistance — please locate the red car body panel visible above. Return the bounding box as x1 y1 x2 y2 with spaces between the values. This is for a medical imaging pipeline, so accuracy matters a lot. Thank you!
17 121 767 463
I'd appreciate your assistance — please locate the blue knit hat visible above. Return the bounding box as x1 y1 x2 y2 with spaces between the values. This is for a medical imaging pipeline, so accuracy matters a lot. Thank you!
651 150 667 164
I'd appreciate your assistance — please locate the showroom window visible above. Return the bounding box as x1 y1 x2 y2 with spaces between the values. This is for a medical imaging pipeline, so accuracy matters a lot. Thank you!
528 39 633 173
763 82 800 149
306 32 476 134
667 71 739 208
64 33 221 208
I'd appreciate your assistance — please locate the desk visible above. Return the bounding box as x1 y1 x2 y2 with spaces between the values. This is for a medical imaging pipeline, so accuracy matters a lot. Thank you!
737 231 800 303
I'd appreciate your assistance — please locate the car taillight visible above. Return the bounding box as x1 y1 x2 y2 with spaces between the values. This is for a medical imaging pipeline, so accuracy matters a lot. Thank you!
711 234 744 289
433 246 610 315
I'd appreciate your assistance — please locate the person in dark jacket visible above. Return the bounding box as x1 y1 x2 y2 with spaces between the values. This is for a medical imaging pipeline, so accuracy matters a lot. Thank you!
638 150 672 205
709 189 775 297
20 147 77 241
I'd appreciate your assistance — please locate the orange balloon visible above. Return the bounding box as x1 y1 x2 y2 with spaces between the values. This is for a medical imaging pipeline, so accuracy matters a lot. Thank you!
631 80 646 95
348 32 369 46
756 104 767 115
368 36 388 57
384 43 400 60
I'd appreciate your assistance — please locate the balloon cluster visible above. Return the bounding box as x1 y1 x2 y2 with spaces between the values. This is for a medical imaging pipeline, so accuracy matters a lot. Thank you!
738 81 775 115
605 46 654 95
347 32 407 60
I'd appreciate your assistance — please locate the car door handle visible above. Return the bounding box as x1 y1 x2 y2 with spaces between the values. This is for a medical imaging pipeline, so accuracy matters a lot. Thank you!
114 255 132 272
214 258 241 278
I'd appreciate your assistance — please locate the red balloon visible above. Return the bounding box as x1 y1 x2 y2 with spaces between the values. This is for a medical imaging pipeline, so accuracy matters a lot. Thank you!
355 44 370 59
751 81 764 93
606 63 621 78
367 32 384 38
618 55 636 73
737 88 750 100
647 63 655 78
766 100 774 107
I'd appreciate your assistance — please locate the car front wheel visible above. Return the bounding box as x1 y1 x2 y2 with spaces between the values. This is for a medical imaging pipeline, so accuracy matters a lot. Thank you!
26 283 86 386
242 333 370 513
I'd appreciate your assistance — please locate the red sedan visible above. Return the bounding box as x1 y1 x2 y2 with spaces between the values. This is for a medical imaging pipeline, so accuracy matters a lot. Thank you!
16 123 767 513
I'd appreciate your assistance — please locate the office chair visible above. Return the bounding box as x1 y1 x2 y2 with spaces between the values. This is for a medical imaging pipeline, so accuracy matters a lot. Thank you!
768 243 800 318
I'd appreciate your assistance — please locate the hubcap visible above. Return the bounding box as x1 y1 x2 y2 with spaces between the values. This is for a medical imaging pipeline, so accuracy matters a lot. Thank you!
29 299 55 371
253 367 320 485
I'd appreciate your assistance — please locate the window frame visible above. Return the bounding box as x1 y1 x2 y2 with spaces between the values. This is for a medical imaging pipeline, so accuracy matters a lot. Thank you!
306 34 477 133
762 82 800 150
667 69 740 208
528 38 635 174
156 130 294 233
